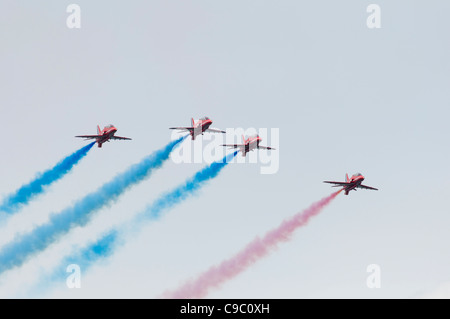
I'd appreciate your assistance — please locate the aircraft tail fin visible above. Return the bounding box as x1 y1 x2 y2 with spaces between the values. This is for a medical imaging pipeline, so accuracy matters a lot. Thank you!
346 173 350 183
97 125 101 135
191 118 195 127
242 135 246 144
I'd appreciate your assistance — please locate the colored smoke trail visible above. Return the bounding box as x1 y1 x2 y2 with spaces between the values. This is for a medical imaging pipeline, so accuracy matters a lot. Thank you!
23 231 119 298
80 231 118 262
0 142 95 215
29 151 239 294
162 190 342 299
0 137 186 275
51 230 119 282
143 150 239 221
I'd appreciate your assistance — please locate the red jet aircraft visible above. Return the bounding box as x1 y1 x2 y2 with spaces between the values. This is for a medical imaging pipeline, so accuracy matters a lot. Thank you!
75 124 131 148
324 173 378 195
222 135 275 157
169 117 226 140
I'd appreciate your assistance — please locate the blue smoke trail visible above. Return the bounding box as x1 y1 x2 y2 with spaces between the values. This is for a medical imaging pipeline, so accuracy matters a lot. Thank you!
0 142 95 215
0 137 186 275
143 150 239 221
54 230 119 280
27 151 238 295
22 230 119 298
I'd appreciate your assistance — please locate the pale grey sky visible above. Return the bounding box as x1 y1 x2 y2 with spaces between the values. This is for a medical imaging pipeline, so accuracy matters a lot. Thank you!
1 1 450 298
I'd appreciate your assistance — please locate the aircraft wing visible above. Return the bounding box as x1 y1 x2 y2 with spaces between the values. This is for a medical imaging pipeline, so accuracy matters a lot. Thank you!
323 181 351 187
258 145 276 150
357 184 378 191
110 136 132 140
206 128 226 134
75 135 102 139
222 144 245 153
222 144 243 148
169 127 194 132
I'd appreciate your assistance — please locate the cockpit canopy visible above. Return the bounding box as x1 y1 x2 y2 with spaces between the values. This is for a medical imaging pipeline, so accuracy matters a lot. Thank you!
353 173 362 177
199 117 210 121
105 124 115 129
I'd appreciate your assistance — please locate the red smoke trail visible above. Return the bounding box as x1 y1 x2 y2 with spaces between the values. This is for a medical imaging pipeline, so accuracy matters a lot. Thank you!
162 190 342 299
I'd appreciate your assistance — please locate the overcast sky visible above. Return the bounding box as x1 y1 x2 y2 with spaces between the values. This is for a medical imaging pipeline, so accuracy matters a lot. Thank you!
1 1 450 298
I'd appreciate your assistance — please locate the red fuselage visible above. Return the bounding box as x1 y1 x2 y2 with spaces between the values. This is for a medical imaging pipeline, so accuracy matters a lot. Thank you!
191 119 212 139
96 126 118 147
76 124 131 148
324 173 377 195
344 175 365 194
240 136 262 156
